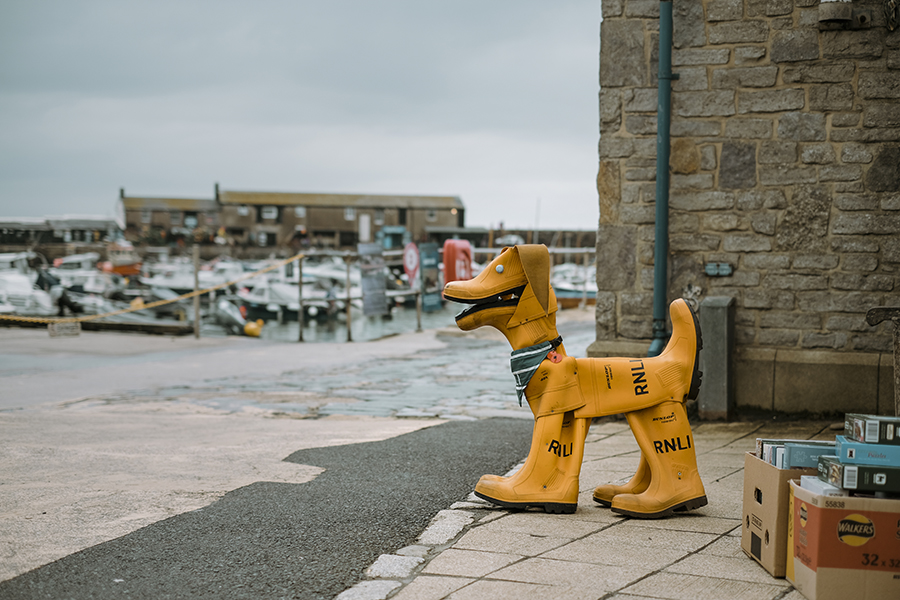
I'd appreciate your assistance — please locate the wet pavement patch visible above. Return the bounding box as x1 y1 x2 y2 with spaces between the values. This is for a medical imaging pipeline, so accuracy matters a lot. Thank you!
0 418 532 600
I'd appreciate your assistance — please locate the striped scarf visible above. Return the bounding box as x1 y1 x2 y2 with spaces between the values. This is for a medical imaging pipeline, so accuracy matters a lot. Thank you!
509 336 563 405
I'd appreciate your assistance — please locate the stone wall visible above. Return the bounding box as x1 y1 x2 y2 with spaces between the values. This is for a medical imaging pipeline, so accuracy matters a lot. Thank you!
593 0 900 414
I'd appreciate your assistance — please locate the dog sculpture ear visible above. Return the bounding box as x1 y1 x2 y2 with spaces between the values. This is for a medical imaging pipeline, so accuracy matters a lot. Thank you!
516 244 550 316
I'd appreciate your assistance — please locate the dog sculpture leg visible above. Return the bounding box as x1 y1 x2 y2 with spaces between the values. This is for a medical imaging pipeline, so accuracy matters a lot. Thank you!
475 410 589 514
592 454 651 507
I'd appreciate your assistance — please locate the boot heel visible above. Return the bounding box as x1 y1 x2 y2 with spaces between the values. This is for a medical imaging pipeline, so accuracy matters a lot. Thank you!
542 502 577 514
684 299 703 401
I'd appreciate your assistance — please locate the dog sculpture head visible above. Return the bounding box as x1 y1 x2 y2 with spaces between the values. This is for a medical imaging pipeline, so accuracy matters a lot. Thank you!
443 244 558 347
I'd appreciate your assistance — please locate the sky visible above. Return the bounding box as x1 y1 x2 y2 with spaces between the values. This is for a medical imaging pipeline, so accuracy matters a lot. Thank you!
0 1 600 230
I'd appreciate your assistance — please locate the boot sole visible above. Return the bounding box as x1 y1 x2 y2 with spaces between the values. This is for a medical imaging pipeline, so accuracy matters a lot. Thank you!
592 496 612 508
610 495 708 519
474 491 577 515
684 300 703 401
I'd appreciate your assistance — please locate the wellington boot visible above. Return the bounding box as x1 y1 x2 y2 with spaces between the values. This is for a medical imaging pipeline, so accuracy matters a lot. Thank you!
592 452 651 507
475 411 589 514
610 401 707 519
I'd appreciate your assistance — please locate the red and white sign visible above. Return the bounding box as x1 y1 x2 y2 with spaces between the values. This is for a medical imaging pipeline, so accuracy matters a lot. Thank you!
403 243 420 284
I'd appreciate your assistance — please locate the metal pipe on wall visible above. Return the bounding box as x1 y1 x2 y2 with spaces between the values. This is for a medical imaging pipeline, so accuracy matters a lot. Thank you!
649 0 675 358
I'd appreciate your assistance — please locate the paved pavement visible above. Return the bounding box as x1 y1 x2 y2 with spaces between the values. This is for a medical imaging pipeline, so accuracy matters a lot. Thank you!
0 308 839 599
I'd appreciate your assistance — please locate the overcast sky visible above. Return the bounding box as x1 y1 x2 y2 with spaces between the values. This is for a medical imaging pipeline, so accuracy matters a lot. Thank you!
0 1 600 230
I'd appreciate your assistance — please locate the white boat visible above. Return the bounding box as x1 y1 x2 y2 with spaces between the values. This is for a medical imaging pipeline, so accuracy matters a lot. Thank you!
0 273 55 315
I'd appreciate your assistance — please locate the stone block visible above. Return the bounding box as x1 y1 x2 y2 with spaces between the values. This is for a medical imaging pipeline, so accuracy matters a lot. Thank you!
832 212 900 235
626 156 656 168
626 115 658 135
596 225 636 290
599 136 634 159
822 29 886 60
671 173 715 190
765 0 793 16
800 143 835 164
835 181 865 193
858 72 900 99
809 84 854 111
620 292 654 315
751 213 777 235
885 236 900 262
700 145 717 170
759 329 800 346
723 233 772 252
835 193 878 211
826 314 872 332
670 139 701 174
624 88 658 113
777 112 826 141
830 236 880 253
625 167 657 181
739 89 805 114
598 160 621 224
841 253 880 272
602 0 625 18
620 205 656 224
792 254 839 270
737 189 787 210
708 21 769 45
702 213 743 231
798 6 820 26
760 311 821 329
709 270 761 287
673 48 731 66
853 335 892 354
674 0 707 48
832 273 894 292
671 191 735 211
883 194 900 210
771 30 820 63
719 141 757 189
819 164 863 182
841 143 874 164
743 288 794 309
671 119 722 137
619 316 653 339
600 20 646 87
672 67 709 92
670 234 722 251
801 332 849 350
707 0 743 21
776 185 831 251
744 254 791 270
797 291 883 313
759 165 817 185
674 91 736 117
866 146 900 192
594 291 617 340
621 184 640 205
633 138 657 157
735 46 767 64
782 63 856 83
626 0 660 17
864 104 900 128
712 66 778 89
765 273 828 290
670 212 700 233
734 348 775 410
600 89 622 128
832 112 861 127
724 119 773 139
831 128 900 143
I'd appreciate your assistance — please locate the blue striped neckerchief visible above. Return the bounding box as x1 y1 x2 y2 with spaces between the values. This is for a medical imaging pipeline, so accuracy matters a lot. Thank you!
510 336 563 405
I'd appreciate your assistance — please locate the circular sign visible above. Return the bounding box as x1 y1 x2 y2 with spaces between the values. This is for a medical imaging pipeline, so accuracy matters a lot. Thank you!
403 243 420 282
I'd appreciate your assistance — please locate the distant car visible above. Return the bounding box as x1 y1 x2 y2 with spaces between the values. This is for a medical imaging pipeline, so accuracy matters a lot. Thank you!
494 234 525 247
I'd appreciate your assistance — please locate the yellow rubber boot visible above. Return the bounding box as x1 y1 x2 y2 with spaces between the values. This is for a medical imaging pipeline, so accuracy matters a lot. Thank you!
592 452 651 507
610 401 707 519
475 410 589 514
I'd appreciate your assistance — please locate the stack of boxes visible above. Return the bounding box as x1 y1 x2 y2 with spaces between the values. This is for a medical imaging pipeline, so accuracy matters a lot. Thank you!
742 414 900 600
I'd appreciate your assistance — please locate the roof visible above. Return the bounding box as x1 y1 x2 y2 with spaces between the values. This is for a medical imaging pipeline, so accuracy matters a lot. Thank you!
0 217 51 230
46 215 119 229
121 197 218 211
218 191 464 210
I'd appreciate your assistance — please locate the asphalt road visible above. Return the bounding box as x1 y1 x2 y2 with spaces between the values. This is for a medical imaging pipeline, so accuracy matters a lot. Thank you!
0 418 532 600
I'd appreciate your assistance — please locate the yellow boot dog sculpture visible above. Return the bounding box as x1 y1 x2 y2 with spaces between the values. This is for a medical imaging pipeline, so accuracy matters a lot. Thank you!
443 244 706 518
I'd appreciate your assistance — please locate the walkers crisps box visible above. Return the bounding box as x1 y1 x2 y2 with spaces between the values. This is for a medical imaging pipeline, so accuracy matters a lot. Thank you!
741 452 817 577
787 480 900 600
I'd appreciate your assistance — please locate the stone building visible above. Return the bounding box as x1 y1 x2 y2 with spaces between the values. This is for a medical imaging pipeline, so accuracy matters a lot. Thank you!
591 0 899 415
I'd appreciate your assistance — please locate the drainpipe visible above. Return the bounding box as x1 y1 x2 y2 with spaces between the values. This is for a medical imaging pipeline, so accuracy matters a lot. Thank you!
648 0 675 357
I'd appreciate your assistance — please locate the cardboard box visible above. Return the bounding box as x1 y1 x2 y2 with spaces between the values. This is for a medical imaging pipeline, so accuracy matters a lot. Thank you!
741 452 817 577
787 480 900 600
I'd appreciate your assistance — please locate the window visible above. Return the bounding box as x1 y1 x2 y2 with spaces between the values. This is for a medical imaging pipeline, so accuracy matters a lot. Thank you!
294 206 306 218
426 209 437 222
260 206 279 220
238 205 250 217
398 208 407 225
184 213 198 229
141 210 151 224
257 232 276 247
344 207 356 221
374 209 385 225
